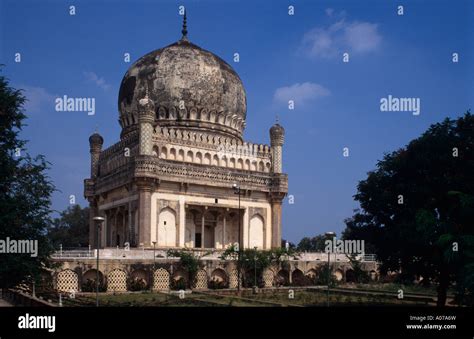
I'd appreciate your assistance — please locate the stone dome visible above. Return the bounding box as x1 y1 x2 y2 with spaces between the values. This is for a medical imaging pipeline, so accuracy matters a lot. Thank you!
270 123 285 146
118 36 247 140
89 132 104 146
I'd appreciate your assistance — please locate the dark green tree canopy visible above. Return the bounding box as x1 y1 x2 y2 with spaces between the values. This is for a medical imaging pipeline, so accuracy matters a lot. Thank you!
48 205 90 248
343 112 474 305
0 70 55 288
297 235 328 252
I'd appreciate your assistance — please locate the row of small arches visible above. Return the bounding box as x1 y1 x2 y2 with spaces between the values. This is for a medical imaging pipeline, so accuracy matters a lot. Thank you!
157 106 245 131
153 145 272 172
154 126 271 155
120 107 245 131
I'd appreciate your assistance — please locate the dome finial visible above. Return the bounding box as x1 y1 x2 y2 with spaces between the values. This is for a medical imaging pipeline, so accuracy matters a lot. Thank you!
181 10 188 41
276 114 279 124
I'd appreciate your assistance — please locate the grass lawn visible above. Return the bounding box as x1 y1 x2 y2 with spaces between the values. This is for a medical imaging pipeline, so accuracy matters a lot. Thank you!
53 287 434 307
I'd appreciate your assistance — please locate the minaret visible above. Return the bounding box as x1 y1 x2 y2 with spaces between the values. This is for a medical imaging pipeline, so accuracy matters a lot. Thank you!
270 118 285 173
136 87 155 247
88 131 103 247
270 118 286 248
138 86 155 156
89 131 104 178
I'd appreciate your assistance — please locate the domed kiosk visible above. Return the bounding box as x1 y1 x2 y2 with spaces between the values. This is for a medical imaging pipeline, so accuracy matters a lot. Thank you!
84 14 288 250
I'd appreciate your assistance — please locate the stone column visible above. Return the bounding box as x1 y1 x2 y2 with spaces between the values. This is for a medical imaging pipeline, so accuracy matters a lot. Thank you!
222 213 226 249
201 212 205 249
243 207 249 249
137 183 152 247
271 198 283 248
122 208 126 245
103 211 108 248
178 196 185 247
128 202 132 245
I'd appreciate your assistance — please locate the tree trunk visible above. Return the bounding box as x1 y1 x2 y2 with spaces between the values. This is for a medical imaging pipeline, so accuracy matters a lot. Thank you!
437 268 449 306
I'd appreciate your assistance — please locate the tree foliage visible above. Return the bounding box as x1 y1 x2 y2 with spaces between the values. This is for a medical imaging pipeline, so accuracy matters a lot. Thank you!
48 205 89 248
167 249 204 288
297 234 330 252
343 112 474 305
0 70 55 288
220 245 298 287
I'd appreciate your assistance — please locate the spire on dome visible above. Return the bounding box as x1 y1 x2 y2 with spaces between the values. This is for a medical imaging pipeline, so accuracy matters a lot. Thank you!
181 10 188 41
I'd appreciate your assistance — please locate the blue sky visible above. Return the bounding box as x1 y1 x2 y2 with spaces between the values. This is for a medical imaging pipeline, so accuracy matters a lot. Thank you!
1 0 472 243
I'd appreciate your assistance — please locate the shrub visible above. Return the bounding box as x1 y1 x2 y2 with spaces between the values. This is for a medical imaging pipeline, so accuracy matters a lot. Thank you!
81 278 106 292
128 277 147 291
208 279 228 290
170 277 186 291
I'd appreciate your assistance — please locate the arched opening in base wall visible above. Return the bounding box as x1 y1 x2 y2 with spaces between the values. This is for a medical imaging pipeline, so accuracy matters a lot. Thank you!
193 269 208 289
107 269 127 292
275 269 290 287
263 269 274 288
209 268 228 289
153 268 170 291
56 269 78 293
291 269 306 286
333 269 344 282
171 269 188 290
129 269 149 291
82 269 105 292
370 270 378 281
345 269 356 283
305 269 318 285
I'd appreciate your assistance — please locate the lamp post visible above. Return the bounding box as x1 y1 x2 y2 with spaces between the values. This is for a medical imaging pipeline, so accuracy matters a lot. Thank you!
152 241 157 270
152 241 156 292
325 231 336 307
93 216 105 307
254 246 258 289
232 183 241 292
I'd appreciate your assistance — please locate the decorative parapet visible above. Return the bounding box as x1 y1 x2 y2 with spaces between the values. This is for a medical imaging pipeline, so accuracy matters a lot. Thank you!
100 130 138 159
98 132 139 176
153 126 271 159
133 155 286 192
94 163 133 195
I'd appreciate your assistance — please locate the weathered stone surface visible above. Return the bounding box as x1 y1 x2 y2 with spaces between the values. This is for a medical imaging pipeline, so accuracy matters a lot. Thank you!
118 39 247 140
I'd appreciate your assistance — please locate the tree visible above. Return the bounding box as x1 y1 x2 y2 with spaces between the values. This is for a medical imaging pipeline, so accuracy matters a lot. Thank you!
343 112 474 306
0 70 55 288
281 239 296 249
297 235 327 252
48 205 89 248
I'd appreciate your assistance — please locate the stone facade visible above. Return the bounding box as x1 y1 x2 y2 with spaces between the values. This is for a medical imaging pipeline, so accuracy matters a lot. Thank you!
84 18 288 250
53 256 379 292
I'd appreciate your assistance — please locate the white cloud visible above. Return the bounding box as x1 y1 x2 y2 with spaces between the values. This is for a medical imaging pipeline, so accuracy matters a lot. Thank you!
301 15 382 58
274 82 330 106
83 71 110 91
325 8 334 17
20 85 56 115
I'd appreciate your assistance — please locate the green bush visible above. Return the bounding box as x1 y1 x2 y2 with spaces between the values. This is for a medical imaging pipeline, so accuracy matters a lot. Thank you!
171 277 186 291
208 279 228 289
128 277 147 291
81 278 106 292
